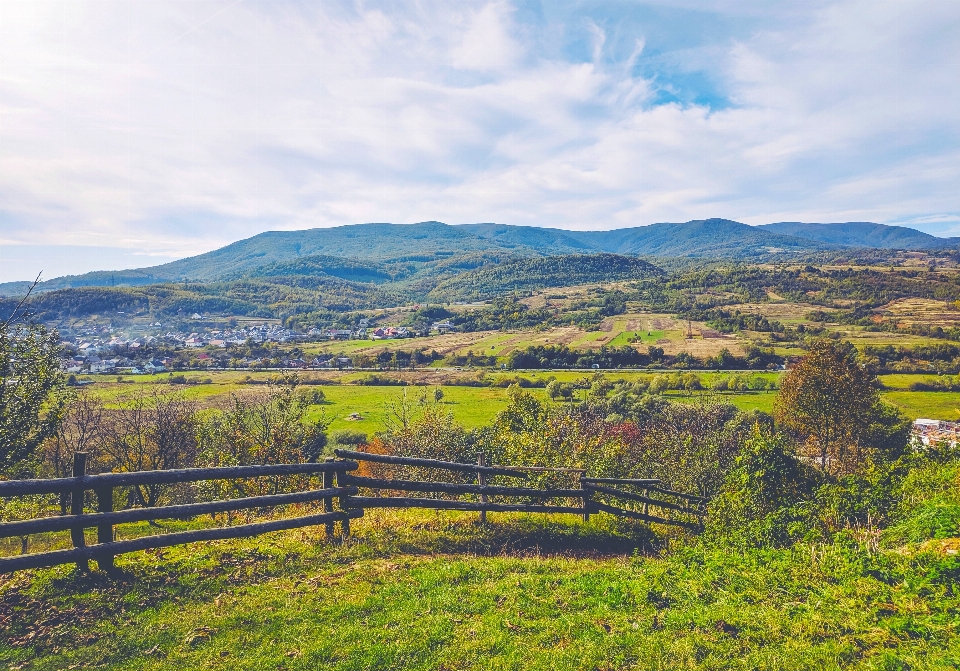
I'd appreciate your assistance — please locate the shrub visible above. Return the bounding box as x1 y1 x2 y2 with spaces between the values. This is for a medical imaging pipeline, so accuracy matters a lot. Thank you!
330 430 368 447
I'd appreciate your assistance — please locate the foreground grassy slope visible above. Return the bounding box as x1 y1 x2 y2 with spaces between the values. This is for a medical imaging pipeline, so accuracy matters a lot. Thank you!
4 500 960 671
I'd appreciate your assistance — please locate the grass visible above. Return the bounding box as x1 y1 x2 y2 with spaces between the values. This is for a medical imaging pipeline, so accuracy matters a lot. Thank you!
309 385 549 435
86 371 955 430
881 391 960 421
5 508 960 670
606 330 666 347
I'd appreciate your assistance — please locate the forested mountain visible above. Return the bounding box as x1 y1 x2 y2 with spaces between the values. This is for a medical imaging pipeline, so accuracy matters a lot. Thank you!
2 218 957 297
427 254 664 301
568 219 830 256
227 255 393 283
758 221 959 249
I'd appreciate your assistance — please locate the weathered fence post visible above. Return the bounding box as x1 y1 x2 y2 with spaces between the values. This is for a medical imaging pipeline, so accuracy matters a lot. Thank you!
642 488 649 519
477 453 487 524
71 452 89 572
335 461 350 538
323 457 335 540
581 479 591 523
95 487 115 572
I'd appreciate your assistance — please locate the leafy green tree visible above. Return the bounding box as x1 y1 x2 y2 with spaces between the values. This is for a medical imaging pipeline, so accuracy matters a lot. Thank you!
707 426 816 548
0 322 69 474
775 340 883 473
546 379 562 401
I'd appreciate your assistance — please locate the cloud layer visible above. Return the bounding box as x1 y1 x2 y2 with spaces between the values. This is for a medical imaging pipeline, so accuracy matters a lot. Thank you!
1 0 959 280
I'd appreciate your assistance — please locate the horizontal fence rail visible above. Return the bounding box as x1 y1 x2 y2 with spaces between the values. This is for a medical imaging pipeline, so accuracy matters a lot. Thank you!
341 475 585 499
346 498 587 515
0 510 363 573
0 461 359 498
0 487 358 539
0 454 361 573
0 451 709 574
333 450 527 479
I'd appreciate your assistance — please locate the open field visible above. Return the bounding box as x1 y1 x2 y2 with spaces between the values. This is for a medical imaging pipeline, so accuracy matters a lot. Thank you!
79 370 960 426
4 509 960 671
302 314 749 361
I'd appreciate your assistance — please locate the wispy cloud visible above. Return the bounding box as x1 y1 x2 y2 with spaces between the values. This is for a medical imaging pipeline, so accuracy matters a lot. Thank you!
1 0 959 280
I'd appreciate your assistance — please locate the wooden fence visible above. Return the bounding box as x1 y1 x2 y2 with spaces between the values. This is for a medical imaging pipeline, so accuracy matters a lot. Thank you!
0 451 706 574
333 450 706 531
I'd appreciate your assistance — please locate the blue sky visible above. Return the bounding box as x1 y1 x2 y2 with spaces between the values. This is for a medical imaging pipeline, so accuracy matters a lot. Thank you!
1 0 959 281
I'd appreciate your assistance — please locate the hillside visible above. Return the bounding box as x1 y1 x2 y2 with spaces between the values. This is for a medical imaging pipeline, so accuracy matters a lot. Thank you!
2 218 958 297
574 218 833 257
759 221 960 249
428 253 664 301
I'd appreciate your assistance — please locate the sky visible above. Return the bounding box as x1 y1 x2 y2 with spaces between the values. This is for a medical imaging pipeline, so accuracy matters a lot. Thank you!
1 0 959 282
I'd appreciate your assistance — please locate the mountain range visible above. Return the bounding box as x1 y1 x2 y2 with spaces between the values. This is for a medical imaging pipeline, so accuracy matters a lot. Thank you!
1 218 956 297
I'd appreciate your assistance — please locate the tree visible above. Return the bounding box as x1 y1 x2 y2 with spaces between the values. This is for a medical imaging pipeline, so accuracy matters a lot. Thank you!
774 340 879 473
43 391 104 513
99 390 198 507
433 387 444 403
0 321 69 474
546 379 562 401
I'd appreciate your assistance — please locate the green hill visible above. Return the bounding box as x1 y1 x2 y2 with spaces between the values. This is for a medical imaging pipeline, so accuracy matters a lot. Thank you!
759 221 959 249
3 219 957 298
428 253 665 301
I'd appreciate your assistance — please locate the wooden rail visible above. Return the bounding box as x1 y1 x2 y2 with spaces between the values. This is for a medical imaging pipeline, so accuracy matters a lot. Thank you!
337 450 706 531
0 455 360 573
0 451 708 574
332 450 527 479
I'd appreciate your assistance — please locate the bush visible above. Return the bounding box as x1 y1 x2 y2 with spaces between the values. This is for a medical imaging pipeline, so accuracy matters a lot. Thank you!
330 430 368 447
706 426 817 548
298 388 326 405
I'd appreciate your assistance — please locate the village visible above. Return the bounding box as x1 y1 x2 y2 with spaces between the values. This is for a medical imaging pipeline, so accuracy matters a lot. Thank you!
56 316 458 375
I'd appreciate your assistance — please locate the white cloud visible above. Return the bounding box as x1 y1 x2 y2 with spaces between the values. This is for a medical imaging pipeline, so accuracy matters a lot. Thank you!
0 0 959 281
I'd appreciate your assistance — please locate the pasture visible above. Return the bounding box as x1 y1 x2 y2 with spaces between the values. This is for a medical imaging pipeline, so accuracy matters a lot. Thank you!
3 509 957 671
80 369 960 426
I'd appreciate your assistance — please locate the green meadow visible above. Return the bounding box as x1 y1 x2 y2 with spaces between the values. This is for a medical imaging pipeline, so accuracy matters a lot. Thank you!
81 370 960 428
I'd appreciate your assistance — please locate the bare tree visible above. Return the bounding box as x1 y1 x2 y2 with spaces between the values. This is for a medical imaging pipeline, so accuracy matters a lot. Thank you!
43 391 105 513
100 389 197 507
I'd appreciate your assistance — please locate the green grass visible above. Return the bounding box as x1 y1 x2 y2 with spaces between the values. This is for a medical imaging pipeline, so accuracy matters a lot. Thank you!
881 391 960 421
308 385 549 435
86 370 954 428
606 330 665 347
5 509 960 670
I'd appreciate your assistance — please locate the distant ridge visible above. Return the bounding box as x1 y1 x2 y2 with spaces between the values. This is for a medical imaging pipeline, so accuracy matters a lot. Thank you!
758 222 960 249
1 218 956 295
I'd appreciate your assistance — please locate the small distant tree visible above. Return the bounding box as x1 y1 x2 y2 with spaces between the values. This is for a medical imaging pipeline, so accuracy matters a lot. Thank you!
546 379 562 401
433 387 444 403
774 340 878 473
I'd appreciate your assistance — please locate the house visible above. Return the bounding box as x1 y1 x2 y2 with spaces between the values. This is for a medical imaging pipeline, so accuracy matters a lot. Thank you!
143 360 165 373
432 321 456 333
328 329 353 340
336 357 353 370
913 419 960 446
185 337 204 348
209 339 226 348
89 359 117 373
